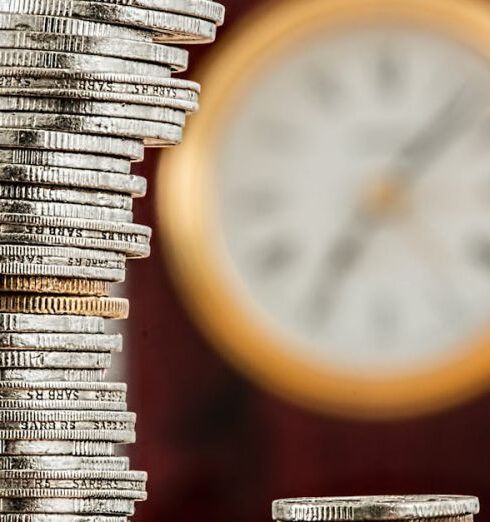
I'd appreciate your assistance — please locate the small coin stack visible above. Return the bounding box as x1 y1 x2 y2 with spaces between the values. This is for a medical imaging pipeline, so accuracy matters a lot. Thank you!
272 496 480 522
0 0 224 519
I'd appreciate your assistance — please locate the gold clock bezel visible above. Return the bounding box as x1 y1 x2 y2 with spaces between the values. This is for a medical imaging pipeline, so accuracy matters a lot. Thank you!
157 0 490 420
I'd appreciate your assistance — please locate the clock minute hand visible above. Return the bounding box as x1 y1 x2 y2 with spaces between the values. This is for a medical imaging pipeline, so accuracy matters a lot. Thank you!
306 209 375 325
306 86 479 327
397 84 478 176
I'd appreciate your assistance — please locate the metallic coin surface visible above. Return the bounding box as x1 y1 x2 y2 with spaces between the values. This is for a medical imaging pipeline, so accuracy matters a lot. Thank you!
0 351 112 369
0 369 107 382
0 184 133 210
78 0 226 23
0 245 125 266
0 151 131 173
0 49 173 77
0 31 189 68
0 0 217 42
1 88 199 112
0 314 104 334
0 129 143 160
0 430 135 444
0 112 183 144
0 332 122 351
0 198 133 222
0 13 152 40
0 164 145 197
0 468 141 480
0 399 127 411
0 68 200 98
0 296 129 319
272 497 481 521
0 489 145 501
0 455 129 470
0 440 115 457
0 97 187 126
0 0 224 516
0 233 149 259
0 469 147 492
0 277 112 296
0 514 128 522
0 214 151 258
0 263 125 283
0 213 151 236
0 497 135 515
0 381 126 398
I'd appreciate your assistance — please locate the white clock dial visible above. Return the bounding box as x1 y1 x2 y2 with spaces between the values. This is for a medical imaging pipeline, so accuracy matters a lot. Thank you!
215 25 490 375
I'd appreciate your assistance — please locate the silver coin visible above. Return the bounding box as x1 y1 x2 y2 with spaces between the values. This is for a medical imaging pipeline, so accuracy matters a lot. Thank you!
0 497 135 515
0 151 130 174
0 515 128 522
0 165 145 197
0 49 173 77
1 87 199 112
0 214 151 257
0 482 144 494
0 68 200 100
0 470 146 491
0 213 150 236
0 468 143 481
78 0 225 24
0 184 133 210
0 455 129 471
0 245 125 266
0 351 112 369
0 13 153 40
0 0 217 42
0 429 135 444
0 198 133 222
0 130 143 160
0 369 106 382
272 497 481 522
0 233 149 259
0 410 135 422
0 262 125 282
0 226 150 258
0 31 189 69
0 381 126 399
0 440 115 456
0 97 187 126
0 112 183 144
0 314 104 334
0 484 142 497
0 399 127 411
0 333 123 352
5 0 223 21
0 490 145 502
0 259 124 280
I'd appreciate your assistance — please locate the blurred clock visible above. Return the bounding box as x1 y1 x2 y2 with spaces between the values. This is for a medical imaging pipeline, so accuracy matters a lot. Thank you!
157 0 490 419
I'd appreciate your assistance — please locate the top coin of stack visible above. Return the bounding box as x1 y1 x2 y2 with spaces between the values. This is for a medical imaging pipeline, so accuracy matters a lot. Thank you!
0 0 224 519
272 496 480 522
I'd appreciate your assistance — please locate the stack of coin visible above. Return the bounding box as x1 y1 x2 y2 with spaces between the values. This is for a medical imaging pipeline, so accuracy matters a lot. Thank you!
273 496 480 522
0 0 224 518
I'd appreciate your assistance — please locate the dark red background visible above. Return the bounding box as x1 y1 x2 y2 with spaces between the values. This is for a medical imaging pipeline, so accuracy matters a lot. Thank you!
129 2 490 521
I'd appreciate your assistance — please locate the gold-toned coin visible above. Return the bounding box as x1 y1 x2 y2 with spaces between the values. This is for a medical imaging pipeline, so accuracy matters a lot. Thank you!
0 276 110 296
0 295 128 319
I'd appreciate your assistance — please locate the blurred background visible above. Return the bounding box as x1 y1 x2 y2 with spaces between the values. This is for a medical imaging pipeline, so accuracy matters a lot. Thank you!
127 0 490 520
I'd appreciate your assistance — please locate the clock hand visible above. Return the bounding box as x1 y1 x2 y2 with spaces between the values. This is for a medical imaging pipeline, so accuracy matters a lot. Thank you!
397 84 479 177
306 85 479 326
305 209 377 326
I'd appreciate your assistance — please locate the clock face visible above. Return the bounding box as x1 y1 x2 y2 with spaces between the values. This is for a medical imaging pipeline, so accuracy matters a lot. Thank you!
216 25 490 376
160 0 490 417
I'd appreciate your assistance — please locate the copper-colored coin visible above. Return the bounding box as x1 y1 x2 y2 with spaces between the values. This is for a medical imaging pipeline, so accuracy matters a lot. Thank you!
0 295 128 319
0 276 110 296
